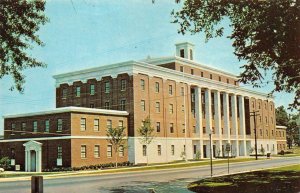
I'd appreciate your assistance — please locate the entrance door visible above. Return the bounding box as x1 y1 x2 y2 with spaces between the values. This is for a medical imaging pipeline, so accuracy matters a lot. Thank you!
203 145 207 158
30 150 36 172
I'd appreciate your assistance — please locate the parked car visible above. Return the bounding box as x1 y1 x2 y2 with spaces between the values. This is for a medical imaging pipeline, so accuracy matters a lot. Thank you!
0 168 4 172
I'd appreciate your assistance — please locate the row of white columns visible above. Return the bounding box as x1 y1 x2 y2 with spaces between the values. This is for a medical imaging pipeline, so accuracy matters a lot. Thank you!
195 87 247 158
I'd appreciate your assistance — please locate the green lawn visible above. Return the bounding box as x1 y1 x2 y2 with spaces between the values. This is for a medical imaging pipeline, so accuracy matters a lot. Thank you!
188 164 300 193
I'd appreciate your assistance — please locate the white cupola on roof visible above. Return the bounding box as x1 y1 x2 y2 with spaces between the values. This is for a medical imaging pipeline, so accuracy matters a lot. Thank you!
175 42 195 60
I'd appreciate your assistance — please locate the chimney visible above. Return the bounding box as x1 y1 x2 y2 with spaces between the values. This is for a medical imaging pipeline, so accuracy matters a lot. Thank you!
175 42 195 60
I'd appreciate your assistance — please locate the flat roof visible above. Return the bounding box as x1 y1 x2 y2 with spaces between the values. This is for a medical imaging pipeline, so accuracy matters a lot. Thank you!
3 107 129 119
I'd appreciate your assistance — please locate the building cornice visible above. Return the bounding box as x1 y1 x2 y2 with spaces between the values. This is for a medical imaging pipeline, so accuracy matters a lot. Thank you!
3 107 128 119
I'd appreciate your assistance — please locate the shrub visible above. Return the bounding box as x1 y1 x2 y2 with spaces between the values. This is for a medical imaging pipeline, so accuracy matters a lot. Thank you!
0 157 11 170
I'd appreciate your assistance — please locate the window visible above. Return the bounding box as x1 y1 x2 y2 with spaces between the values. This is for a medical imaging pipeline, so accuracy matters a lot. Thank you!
193 145 197 154
271 117 273 124
264 103 267 109
45 120 49 132
210 74 212 79
107 145 112 157
81 145 86 158
170 123 174 133
33 121 38 132
180 49 184 58
121 79 126 91
219 76 221 81
141 100 146 111
107 120 112 129
191 69 194 75
155 102 160 113
156 122 161 132
181 87 184 96
94 145 100 158
80 118 86 131
76 86 81 97
140 79 145 90
260 129 262 136
104 101 110 109
57 146 62 159
227 79 229 84
62 88 67 98
201 72 204 77
119 145 124 157
169 104 174 114
171 145 175 155
94 119 99 131
266 130 268 136
203 127 206 134
182 124 185 133
252 101 255 109
120 99 126 111
21 122 26 131
272 130 274 136
57 119 62 132
265 116 268 124
270 105 273 111
119 120 124 128
190 49 193 60
90 84 95 95
193 126 196 133
143 145 147 156
169 85 173 95
105 82 110 93
158 145 161 156
212 127 215 134
11 123 15 131
259 116 262 123
221 128 224 134
155 82 159 93
258 102 261 109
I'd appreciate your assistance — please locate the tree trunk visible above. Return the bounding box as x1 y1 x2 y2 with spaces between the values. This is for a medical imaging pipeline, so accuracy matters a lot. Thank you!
146 144 149 166
115 151 118 168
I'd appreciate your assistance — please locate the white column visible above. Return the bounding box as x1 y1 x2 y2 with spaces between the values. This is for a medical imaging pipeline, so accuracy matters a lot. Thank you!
27 150 31 172
205 89 213 158
36 150 42 172
223 93 230 142
231 94 239 157
195 86 203 159
238 95 247 156
25 150 29 172
214 90 222 156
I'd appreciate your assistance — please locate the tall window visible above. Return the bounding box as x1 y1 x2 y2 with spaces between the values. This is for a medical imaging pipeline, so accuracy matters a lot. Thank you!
104 101 110 109
158 145 161 156
94 145 100 158
201 72 204 77
76 86 81 97
142 145 147 156
181 87 184 96
170 123 174 133
119 145 124 157
190 49 193 60
107 145 112 157
11 123 15 131
155 82 159 93
210 74 212 79
62 88 67 98
81 145 86 158
57 119 62 132
90 84 95 95
169 104 174 114
107 120 112 129
57 146 62 159
45 120 49 132
140 79 145 90
171 145 175 155
105 82 110 93
155 102 160 113
180 49 184 58
120 99 126 110
119 120 124 128
169 85 173 95
203 127 206 134
121 79 126 91
191 69 194 75
219 76 221 81
94 119 99 131
80 118 86 131
156 122 161 132
227 79 229 84
33 121 38 132
17 123 26 134
193 126 196 133
141 100 146 111
182 124 185 133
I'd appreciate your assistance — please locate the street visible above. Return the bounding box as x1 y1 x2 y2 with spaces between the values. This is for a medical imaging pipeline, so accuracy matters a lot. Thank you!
0 157 299 193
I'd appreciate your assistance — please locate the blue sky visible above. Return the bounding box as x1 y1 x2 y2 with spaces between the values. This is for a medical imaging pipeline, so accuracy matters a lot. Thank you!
0 0 294 135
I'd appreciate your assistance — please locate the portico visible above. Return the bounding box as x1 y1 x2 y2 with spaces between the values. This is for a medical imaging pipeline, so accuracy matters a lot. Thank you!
23 141 42 172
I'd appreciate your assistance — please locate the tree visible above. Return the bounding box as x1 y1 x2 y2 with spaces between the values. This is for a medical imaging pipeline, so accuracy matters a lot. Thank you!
137 116 155 165
106 126 126 168
0 0 48 92
172 0 300 109
275 106 289 126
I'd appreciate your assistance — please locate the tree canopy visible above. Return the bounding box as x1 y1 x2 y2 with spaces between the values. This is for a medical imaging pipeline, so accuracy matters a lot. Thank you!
0 0 48 92
172 0 300 109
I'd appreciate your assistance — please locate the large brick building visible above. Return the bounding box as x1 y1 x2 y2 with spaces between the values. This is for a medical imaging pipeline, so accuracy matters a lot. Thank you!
0 42 284 171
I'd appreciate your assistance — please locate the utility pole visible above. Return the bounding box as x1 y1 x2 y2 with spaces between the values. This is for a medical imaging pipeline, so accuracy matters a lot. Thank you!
250 111 259 160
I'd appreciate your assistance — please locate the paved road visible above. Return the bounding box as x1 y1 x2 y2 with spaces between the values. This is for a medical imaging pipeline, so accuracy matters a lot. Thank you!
0 157 299 193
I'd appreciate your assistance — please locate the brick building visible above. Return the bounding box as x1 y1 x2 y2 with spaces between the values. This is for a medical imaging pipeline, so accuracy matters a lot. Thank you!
0 42 284 171
275 125 287 152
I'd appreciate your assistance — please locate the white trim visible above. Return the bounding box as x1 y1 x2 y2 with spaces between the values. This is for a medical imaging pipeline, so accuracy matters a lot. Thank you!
276 125 287 129
3 106 128 119
0 136 129 142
